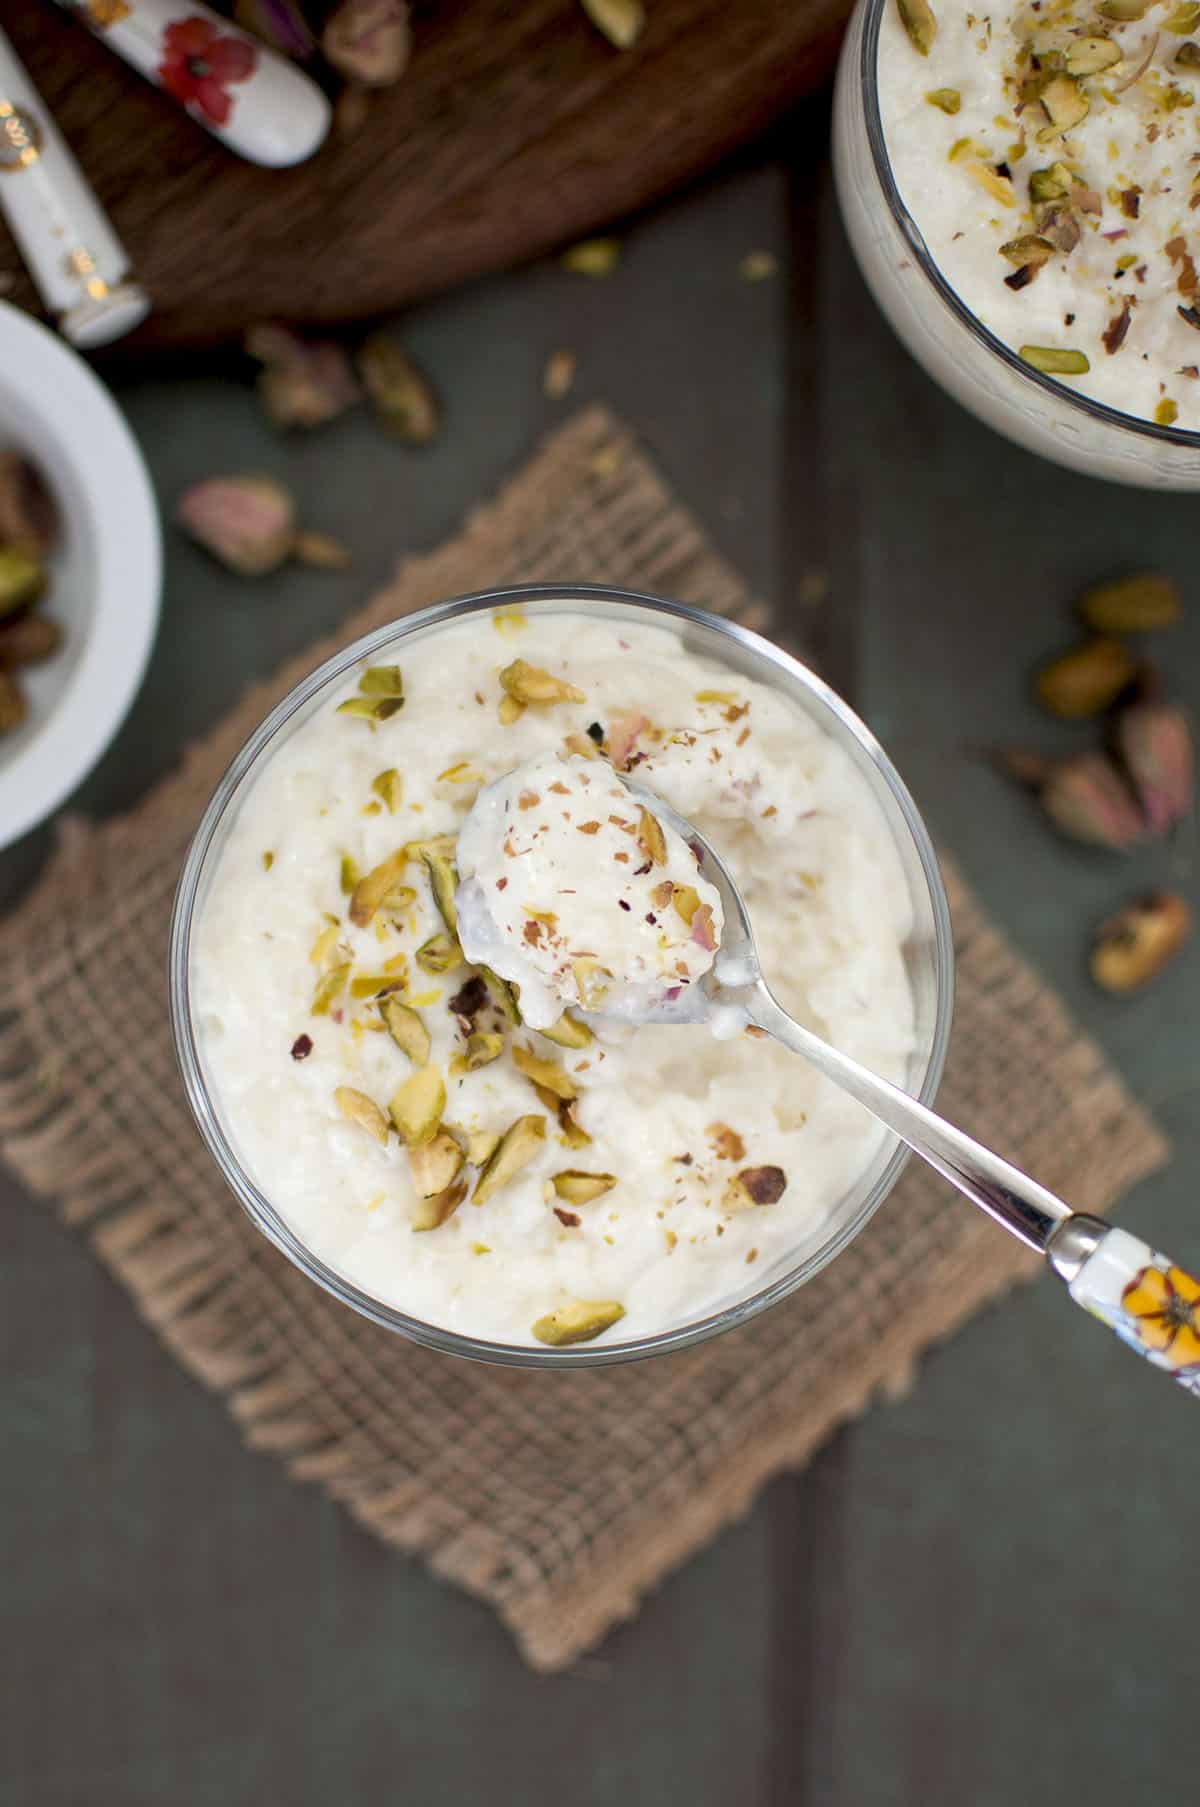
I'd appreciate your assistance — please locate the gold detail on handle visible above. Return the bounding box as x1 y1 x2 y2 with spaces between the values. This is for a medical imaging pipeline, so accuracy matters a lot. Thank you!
0 102 42 173
64 247 110 302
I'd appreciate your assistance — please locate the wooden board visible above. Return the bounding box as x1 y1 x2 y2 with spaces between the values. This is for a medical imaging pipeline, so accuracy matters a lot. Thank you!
2 0 850 349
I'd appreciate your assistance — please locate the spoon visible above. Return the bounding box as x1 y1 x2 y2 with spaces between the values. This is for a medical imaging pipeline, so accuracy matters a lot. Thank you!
620 777 1200 1397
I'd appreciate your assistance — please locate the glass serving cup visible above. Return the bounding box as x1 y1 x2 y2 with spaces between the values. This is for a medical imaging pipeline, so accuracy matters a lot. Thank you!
169 587 953 1368
832 0 1200 491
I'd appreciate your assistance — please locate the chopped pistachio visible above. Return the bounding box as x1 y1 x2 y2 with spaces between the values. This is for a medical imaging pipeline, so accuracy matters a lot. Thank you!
671 883 701 926
724 1165 788 1210
1078 572 1181 633
1165 0 1200 29
1177 40 1200 66
999 233 1054 267
480 965 522 1025
357 335 440 443
311 961 350 1015
472 1114 546 1206
1156 398 1180 427
350 972 402 999
415 931 464 974
412 1179 469 1231
0 548 45 617
1039 74 1089 133
552 1170 616 1204
579 0 643 48
636 806 667 866
408 836 459 934
498 693 525 726
1064 35 1121 75
381 883 417 917
309 912 342 966
512 1043 576 1099
1029 162 1072 203
389 1066 446 1146
372 768 403 812
408 1129 465 1198
336 695 402 724
1018 345 1090 375
572 957 613 1009
895 0 935 55
968 162 1015 205
499 658 586 706
1036 638 1136 718
561 237 621 276
531 1299 625 1346
358 665 404 697
334 1085 389 1144
339 853 361 895
538 1011 593 1050
557 1097 592 1148
466 1129 502 1167
349 848 409 927
1092 892 1191 992
465 1031 504 1069
262 851 275 872
379 995 431 1063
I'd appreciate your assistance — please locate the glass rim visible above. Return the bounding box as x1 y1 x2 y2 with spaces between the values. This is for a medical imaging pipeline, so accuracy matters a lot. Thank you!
168 584 955 1369
858 0 1200 450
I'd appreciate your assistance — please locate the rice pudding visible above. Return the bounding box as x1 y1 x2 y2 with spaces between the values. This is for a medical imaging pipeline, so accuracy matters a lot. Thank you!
880 0 1200 428
192 607 916 1349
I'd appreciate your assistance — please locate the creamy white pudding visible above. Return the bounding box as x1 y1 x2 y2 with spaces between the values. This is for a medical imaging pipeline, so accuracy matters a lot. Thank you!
880 0 1200 428
192 608 916 1348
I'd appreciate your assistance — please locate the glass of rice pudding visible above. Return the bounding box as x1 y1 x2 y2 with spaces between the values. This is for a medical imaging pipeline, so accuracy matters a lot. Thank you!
170 589 952 1366
834 0 1200 487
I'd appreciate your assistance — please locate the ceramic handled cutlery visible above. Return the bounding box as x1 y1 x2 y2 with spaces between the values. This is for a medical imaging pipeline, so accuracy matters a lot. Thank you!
52 0 330 167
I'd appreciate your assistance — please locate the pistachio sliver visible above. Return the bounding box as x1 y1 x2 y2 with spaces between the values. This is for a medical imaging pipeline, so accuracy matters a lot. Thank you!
311 961 350 1015
389 1065 446 1146
357 664 404 697
415 931 463 974
412 1179 469 1231
538 1011 593 1050
636 806 667 866
340 853 361 895
334 1086 389 1145
371 767 403 812
0 548 46 617
466 1129 501 1167
379 995 431 1063
1029 163 1072 203
350 972 404 999
1019 345 1090 376
406 836 459 934
498 693 525 726
480 965 521 1025
1098 0 1149 15
408 1128 465 1198
1039 73 1089 131
531 1299 625 1346
925 86 960 112
472 1114 545 1206
1065 34 1122 74
999 234 1053 268
349 848 409 928
552 1170 616 1204
571 957 613 1009
557 1097 592 1148
895 0 935 55
512 1044 576 1100
336 695 404 724
671 883 701 926
499 658 585 706
465 1031 504 1069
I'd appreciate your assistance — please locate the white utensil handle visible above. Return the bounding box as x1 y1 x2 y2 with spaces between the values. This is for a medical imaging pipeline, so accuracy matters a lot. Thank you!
0 28 150 348
55 0 330 168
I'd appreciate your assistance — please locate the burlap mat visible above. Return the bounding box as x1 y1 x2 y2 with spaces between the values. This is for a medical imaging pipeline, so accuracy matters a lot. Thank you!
0 407 1169 1671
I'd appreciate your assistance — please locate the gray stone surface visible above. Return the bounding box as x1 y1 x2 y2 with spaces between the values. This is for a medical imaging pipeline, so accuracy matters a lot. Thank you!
3 119 1197 1806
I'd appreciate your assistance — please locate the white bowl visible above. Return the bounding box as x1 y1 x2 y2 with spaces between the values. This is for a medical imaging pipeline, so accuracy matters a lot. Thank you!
0 302 161 850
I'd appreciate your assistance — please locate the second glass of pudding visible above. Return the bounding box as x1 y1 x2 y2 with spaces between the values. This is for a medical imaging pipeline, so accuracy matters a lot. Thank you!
170 588 952 1366
834 0 1200 488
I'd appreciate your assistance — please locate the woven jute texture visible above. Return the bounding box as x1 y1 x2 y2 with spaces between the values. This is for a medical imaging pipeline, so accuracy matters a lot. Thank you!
0 407 1169 1671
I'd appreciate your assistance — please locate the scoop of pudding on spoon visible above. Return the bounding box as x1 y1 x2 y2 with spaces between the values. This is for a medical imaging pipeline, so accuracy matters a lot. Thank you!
457 753 1200 1395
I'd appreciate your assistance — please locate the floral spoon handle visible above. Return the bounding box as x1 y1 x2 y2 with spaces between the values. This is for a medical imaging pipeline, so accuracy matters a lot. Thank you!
52 0 329 167
1049 1218 1200 1394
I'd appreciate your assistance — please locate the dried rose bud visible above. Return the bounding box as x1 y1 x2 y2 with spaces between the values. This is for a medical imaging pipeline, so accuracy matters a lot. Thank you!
322 0 411 87
1040 751 1143 851
176 474 296 576
244 323 360 430
1036 637 1137 719
0 451 56 557
357 334 440 442
1114 700 1193 833
1091 892 1191 993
